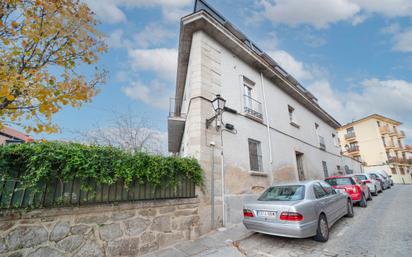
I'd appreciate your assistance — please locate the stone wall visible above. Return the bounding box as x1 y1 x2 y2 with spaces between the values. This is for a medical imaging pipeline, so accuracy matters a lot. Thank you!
0 198 200 257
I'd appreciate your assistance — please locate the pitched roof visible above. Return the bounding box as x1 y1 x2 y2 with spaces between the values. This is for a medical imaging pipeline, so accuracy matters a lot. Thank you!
338 114 401 130
0 126 34 142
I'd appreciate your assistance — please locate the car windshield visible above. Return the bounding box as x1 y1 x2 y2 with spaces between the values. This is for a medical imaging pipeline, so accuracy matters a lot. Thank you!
325 177 354 186
355 175 368 180
258 185 305 201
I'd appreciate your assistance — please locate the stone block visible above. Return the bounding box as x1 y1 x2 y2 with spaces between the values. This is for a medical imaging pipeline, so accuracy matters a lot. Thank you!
0 238 7 254
0 222 14 231
157 232 184 248
124 217 150 236
70 224 90 235
140 232 156 245
139 241 159 255
8 251 23 257
56 235 83 252
138 208 157 217
175 209 198 216
73 241 104 257
110 211 135 221
158 206 176 214
50 221 70 241
107 238 139 256
75 215 109 224
6 225 48 251
99 223 122 241
27 247 65 257
151 216 171 232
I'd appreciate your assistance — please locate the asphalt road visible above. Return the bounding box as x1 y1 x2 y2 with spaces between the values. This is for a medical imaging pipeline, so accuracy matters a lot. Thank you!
236 185 412 257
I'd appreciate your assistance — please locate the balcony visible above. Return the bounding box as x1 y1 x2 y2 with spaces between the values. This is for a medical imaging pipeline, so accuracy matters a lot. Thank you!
389 128 398 136
243 95 263 121
398 130 406 138
346 145 359 155
319 136 326 151
168 98 186 153
344 132 357 141
388 157 399 164
384 142 395 150
379 126 389 134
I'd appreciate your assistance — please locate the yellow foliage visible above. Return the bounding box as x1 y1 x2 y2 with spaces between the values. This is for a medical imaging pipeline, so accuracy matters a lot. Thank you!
0 0 107 133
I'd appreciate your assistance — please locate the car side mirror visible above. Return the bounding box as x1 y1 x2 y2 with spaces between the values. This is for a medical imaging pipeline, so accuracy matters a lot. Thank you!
332 189 337 194
362 181 366 185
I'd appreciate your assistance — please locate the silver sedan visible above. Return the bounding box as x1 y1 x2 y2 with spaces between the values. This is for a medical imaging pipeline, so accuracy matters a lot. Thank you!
243 180 354 242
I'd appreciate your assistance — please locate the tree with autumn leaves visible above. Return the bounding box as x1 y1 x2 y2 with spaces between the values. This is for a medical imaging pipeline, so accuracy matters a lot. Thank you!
0 0 106 134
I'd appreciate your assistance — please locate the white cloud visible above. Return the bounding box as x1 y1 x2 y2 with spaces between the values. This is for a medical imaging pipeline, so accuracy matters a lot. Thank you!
267 50 313 81
133 23 175 48
353 0 412 18
106 29 131 49
260 0 360 29
121 80 172 110
128 48 177 81
308 78 412 140
393 29 412 52
84 0 192 24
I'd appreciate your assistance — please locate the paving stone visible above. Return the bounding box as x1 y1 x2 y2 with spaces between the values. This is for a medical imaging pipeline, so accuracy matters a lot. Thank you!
124 217 150 236
175 239 210 255
111 211 135 221
75 215 109 224
0 237 7 254
50 221 70 241
99 223 122 241
70 224 90 235
5 225 48 250
27 247 65 257
56 235 83 252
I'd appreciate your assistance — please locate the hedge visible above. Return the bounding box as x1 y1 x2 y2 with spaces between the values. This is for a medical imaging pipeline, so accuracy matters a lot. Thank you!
0 142 203 192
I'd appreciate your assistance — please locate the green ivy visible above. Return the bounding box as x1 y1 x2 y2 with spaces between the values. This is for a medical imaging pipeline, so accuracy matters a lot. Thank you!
0 142 203 191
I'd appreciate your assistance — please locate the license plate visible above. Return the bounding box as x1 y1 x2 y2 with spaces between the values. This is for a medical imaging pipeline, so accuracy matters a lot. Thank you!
256 210 277 217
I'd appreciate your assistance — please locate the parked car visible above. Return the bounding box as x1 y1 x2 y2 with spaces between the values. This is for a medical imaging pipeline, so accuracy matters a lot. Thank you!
369 171 391 190
378 170 394 186
367 172 386 191
353 173 382 196
325 175 371 207
243 180 354 242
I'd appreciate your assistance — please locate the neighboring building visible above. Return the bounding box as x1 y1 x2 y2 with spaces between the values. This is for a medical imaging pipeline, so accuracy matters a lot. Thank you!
0 126 33 144
337 114 412 184
168 0 362 234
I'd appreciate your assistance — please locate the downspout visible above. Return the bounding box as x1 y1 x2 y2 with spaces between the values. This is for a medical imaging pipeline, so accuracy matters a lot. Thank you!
260 72 273 164
220 128 226 227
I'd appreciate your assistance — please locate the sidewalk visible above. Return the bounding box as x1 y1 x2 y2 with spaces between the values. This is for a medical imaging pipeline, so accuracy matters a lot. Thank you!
142 224 253 257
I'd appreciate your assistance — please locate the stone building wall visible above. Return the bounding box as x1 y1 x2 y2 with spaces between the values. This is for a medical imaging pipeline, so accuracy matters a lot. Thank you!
0 198 200 257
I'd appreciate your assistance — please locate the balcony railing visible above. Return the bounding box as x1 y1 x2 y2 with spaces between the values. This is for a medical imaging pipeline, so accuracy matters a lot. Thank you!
319 136 326 150
384 142 395 149
169 98 186 119
347 145 359 153
398 130 406 138
388 157 398 163
344 132 356 140
243 95 263 120
380 126 390 134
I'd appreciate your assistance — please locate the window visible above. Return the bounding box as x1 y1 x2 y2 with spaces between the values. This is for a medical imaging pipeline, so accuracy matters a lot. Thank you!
382 137 386 146
347 127 354 133
319 181 334 195
288 105 294 122
313 183 327 199
248 139 262 171
322 161 329 178
243 77 263 120
332 134 338 147
258 185 305 201
325 177 355 186
377 121 381 127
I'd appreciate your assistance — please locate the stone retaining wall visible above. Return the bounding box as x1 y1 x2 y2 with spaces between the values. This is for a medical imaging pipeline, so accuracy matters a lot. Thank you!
0 198 200 257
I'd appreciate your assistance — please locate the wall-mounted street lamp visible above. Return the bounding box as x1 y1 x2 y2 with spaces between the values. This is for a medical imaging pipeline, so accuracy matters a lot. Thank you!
206 94 226 130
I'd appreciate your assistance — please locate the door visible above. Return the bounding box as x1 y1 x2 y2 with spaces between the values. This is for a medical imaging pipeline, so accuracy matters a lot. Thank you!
296 152 305 181
319 181 345 222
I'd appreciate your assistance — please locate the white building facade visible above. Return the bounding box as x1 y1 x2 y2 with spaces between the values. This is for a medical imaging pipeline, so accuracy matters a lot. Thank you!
168 0 362 234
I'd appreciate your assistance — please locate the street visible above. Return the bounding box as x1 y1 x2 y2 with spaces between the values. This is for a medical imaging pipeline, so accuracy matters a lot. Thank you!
146 185 412 257
236 185 412 257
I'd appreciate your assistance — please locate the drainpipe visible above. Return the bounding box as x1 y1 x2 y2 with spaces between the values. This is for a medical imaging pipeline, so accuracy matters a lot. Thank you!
220 128 226 227
260 72 273 164
209 141 216 229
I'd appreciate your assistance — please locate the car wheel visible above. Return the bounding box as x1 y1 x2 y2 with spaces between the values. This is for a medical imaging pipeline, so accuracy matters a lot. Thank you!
367 190 373 200
372 186 378 196
359 193 367 208
314 214 329 242
345 199 354 218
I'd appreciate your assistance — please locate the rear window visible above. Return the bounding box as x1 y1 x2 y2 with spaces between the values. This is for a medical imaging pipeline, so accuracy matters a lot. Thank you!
258 185 305 201
325 177 355 186
355 175 368 180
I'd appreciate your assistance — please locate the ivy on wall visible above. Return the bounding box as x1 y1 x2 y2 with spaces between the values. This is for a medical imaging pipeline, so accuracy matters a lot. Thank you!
0 142 203 191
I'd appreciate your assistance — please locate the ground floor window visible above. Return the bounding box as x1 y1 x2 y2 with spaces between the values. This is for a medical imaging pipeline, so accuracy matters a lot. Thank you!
248 139 262 171
322 161 328 178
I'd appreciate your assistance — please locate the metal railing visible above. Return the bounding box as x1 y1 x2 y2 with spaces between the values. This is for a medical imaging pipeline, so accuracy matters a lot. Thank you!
399 130 406 138
169 98 186 118
347 145 359 153
243 95 263 120
0 175 196 210
344 132 356 140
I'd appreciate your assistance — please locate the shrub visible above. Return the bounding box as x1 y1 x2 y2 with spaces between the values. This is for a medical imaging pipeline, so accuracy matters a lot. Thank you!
0 142 203 191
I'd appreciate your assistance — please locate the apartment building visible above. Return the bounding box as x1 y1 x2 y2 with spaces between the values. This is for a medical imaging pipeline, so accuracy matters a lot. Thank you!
168 0 362 234
337 114 412 184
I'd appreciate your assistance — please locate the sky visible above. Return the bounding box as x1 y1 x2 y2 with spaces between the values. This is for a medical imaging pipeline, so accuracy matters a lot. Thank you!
38 0 412 145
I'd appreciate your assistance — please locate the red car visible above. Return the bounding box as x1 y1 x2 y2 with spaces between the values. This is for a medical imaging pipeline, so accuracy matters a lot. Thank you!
325 175 371 207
